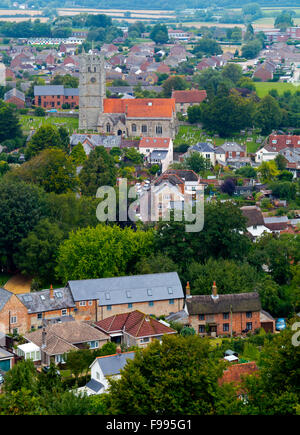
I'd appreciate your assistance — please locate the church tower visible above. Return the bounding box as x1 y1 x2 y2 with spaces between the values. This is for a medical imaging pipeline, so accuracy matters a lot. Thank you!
79 51 105 131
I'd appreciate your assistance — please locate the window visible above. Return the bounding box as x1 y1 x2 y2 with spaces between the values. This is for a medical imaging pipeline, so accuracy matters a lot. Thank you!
198 314 205 321
107 305 112 311
223 323 229 332
10 316 17 324
106 123 111 133
140 337 150 343
89 341 99 349
79 301 86 306
141 125 147 133
169 299 174 305
149 301 154 307
37 313 42 319
88 300 93 306
55 291 63 298
105 292 111 300
199 325 205 333
246 311 252 318
55 354 65 364
156 125 162 135
132 124 137 132
128 303 133 309
96 371 100 380
223 313 229 320
168 287 173 295
61 309 67 316
126 290 131 298
147 289 152 296
246 322 252 330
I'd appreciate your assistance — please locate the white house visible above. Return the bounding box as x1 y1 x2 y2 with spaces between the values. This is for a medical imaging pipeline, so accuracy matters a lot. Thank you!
255 145 278 163
78 350 135 396
139 137 173 172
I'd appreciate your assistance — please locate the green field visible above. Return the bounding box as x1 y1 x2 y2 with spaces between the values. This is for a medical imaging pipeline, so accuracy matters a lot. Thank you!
20 115 79 135
175 125 263 153
255 82 300 98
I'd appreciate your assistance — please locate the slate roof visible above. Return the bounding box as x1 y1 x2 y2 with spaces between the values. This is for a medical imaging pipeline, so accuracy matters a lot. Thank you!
4 88 25 101
0 288 12 311
94 310 176 338
17 287 75 314
150 150 168 160
192 142 215 153
34 85 78 96
185 292 261 315
67 272 184 306
93 351 135 376
70 134 121 148
85 379 104 393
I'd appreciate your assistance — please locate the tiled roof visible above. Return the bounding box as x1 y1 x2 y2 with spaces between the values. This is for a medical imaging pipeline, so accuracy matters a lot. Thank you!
219 362 259 387
103 98 176 118
172 89 207 103
94 310 176 338
139 137 171 149
24 321 108 355
268 134 300 151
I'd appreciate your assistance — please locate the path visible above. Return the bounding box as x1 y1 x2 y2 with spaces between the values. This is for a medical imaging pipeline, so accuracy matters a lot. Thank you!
3 274 32 294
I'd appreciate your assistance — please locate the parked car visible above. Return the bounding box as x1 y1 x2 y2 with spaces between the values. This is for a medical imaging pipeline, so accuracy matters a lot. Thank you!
276 318 286 331
42 366 60 376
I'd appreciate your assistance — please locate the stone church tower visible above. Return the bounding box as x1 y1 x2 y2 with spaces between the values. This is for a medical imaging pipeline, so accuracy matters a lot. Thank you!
79 51 105 131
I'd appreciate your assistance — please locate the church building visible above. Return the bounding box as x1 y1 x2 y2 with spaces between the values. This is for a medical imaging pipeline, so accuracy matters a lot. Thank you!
79 52 178 139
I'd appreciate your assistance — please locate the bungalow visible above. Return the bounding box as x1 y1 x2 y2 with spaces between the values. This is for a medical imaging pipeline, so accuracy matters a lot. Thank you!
93 310 176 347
21 320 109 365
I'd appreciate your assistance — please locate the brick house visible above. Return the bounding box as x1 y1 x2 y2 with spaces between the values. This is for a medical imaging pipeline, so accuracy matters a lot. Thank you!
171 89 207 115
34 85 79 109
4 88 25 108
67 272 185 322
184 282 262 336
93 310 176 348
0 288 28 335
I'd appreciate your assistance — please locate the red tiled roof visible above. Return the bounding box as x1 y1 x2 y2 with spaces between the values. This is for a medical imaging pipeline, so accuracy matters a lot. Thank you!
268 134 300 151
172 89 207 104
219 362 259 388
139 137 171 149
94 310 176 338
103 98 176 118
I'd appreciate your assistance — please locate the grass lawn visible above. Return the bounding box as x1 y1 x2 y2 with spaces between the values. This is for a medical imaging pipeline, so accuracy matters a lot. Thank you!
255 81 300 98
175 125 264 153
20 115 79 135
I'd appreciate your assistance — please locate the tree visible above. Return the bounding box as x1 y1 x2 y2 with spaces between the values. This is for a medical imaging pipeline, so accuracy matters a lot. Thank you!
185 152 210 174
55 224 154 282
187 105 202 124
79 146 117 196
275 154 287 171
150 24 168 44
106 334 238 414
193 38 222 57
257 160 279 183
7 148 78 194
162 76 188 98
254 95 282 135
70 142 87 166
3 359 38 394
134 253 178 275
235 165 257 179
0 101 22 142
269 181 296 200
221 63 243 85
241 39 262 59
220 178 236 196
14 219 65 283
25 125 65 159
275 10 294 32
0 179 46 269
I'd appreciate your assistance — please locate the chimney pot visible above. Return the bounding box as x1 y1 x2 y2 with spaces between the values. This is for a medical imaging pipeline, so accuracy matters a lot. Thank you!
50 284 54 299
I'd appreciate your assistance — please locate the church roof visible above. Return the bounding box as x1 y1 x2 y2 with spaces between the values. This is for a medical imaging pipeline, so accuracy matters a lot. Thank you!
103 98 175 118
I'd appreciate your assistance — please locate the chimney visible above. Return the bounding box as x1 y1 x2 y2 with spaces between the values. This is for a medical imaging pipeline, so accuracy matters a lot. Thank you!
211 281 219 301
49 284 54 299
185 281 192 298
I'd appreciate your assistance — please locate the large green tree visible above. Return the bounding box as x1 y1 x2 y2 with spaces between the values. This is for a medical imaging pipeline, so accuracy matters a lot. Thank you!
254 95 283 135
79 146 117 196
25 125 66 159
55 224 154 282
